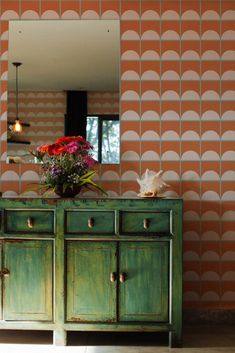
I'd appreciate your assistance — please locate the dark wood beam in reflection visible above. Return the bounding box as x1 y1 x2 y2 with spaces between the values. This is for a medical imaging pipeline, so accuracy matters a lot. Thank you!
7 139 31 145
8 122 30 127
65 91 87 137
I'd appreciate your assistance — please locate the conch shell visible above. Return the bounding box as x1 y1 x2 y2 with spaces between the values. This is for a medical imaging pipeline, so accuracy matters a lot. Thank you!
137 169 170 197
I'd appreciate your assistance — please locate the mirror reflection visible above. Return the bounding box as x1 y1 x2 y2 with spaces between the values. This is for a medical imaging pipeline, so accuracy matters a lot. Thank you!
7 20 120 164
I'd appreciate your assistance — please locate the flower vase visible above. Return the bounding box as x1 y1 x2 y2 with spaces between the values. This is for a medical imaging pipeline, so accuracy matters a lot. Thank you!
54 185 81 198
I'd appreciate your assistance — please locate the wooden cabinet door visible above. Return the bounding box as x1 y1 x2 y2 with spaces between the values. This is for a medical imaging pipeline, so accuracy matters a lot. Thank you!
0 241 2 321
3 240 53 321
119 241 169 322
66 241 117 322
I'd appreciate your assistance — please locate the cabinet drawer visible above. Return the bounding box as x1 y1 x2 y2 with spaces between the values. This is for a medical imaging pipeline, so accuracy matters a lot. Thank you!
65 210 115 235
4 209 55 235
120 211 171 235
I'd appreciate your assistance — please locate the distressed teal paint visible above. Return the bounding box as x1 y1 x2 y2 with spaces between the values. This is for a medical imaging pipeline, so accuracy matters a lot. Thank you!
0 197 182 347
4 240 53 321
4 210 55 234
0 241 2 320
66 210 115 235
67 241 117 321
120 211 171 235
119 241 169 322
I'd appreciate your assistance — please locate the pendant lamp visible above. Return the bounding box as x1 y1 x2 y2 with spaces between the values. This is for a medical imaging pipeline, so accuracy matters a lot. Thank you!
12 62 23 133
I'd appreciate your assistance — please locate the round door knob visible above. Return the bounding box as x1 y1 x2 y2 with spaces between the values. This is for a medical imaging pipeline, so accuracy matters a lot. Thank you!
88 218 95 228
110 272 117 282
119 272 127 283
143 218 150 229
1 268 10 277
27 217 34 228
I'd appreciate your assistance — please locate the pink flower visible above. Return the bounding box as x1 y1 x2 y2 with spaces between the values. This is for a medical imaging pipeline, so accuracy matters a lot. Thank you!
83 155 96 168
65 141 79 154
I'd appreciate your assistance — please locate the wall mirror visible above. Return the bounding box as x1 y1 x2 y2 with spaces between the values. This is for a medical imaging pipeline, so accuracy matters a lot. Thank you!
7 20 120 164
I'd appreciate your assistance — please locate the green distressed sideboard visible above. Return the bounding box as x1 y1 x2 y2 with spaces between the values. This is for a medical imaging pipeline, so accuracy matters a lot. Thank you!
0 197 182 347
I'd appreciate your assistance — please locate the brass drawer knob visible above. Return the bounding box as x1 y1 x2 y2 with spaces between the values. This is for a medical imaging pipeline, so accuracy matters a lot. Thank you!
143 218 150 229
1 268 10 277
119 272 127 283
88 218 95 229
27 217 34 228
110 272 117 282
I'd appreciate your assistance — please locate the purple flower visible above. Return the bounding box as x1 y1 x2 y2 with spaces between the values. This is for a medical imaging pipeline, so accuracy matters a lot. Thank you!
50 165 62 177
65 141 79 154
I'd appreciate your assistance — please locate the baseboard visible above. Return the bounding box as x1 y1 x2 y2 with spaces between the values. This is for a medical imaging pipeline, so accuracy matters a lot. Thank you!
183 309 235 324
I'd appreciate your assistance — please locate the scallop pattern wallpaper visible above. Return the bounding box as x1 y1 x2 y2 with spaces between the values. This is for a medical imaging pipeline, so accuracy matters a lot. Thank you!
7 90 118 158
0 1 235 314
8 91 65 158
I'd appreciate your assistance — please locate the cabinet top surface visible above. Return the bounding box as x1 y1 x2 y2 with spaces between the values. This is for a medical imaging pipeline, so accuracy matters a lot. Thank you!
0 196 182 201
0 197 183 211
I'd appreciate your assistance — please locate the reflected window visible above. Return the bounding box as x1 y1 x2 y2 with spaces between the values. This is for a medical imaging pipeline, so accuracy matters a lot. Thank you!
86 115 119 164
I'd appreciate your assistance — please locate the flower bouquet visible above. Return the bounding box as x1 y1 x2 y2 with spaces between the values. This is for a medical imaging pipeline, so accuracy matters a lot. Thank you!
31 136 106 197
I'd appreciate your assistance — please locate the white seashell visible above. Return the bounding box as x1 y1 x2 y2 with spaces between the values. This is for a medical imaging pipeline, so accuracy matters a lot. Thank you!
137 169 170 197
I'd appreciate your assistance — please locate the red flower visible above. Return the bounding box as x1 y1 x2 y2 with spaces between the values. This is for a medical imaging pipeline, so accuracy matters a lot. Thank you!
37 144 50 154
48 143 66 155
56 136 86 145
55 136 93 151
36 136 94 157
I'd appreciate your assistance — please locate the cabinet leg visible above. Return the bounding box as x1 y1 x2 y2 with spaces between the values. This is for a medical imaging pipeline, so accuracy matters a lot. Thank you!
53 329 67 346
169 331 182 348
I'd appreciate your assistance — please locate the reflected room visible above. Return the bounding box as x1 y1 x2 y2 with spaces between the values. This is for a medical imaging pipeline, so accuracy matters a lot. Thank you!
7 20 120 164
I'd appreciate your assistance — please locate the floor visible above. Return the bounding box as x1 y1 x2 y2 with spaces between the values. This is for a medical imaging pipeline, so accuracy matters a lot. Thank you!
0 325 234 353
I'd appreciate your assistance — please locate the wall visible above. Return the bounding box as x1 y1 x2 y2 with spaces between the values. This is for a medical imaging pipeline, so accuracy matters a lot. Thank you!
0 0 235 314
88 91 119 115
7 90 118 159
8 90 65 159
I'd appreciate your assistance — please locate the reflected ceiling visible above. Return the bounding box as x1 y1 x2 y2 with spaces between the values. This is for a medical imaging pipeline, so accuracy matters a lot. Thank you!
8 20 120 91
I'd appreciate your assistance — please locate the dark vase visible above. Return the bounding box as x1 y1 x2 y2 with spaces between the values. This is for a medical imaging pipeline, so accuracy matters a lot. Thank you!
54 185 81 198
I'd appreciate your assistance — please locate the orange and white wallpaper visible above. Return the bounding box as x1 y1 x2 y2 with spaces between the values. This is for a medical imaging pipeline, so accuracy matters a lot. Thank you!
88 91 119 115
8 90 65 158
0 1 235 312
7 90 118 159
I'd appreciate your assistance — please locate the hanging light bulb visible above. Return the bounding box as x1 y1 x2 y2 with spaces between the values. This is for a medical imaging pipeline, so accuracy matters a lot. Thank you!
12 118 22 133
12 62 23 133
